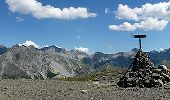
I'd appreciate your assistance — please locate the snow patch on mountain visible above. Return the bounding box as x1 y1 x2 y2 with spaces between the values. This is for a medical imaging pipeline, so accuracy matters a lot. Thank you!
19 40 40 48
75 47 89 53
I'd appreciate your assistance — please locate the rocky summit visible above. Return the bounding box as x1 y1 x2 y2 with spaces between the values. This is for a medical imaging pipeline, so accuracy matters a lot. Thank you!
117 50 170 88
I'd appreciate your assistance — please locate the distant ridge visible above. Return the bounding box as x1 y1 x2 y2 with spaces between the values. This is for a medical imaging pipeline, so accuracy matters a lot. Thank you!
0 42 169 79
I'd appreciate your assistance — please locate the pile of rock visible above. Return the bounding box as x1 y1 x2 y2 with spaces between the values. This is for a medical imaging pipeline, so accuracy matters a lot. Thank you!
117 50 170 88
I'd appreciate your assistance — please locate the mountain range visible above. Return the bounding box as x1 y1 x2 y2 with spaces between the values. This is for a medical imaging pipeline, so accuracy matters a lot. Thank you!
0 42 170 79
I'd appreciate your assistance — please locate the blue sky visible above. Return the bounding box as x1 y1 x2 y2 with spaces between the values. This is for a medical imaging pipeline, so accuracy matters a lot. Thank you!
0 0 170 54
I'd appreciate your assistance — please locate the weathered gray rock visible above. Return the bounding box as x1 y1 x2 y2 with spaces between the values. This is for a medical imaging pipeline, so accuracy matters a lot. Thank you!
0 45 93 79
117 50 170 88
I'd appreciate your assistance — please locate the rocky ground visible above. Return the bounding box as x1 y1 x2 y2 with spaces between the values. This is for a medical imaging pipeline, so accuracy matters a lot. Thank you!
0 79 170 100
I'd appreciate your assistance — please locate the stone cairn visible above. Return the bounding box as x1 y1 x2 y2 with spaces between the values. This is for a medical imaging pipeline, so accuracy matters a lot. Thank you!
117 49 170 88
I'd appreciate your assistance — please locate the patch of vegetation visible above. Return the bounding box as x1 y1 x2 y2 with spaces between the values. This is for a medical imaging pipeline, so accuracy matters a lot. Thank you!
58 66 127 82
47 70 58 79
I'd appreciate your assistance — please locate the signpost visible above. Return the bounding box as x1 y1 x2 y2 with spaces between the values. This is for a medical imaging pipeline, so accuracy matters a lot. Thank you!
134 34 146 50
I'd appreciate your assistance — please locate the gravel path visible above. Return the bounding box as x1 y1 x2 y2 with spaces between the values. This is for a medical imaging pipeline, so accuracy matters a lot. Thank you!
0 79 170 100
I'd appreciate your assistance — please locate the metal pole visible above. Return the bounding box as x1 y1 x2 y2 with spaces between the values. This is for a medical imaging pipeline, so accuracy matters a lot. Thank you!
139 38 142 50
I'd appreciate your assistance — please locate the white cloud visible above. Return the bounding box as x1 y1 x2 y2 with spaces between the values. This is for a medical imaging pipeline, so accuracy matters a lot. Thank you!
16 16 24 21
75 47 89 53
109 22 137 31
109 17 168 31
116 2 170 21
136 17 168 31
19 40 40 48
105 8 111 14
6 0 96 20
116 4 139 21
110 1 170 31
